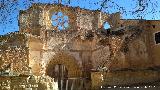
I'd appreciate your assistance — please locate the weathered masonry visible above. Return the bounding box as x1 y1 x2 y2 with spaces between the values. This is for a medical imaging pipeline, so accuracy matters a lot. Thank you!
1 3 160 89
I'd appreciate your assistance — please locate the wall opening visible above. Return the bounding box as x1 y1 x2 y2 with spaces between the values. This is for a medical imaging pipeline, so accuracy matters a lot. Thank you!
51 11 69 30
152 25 156 28
155 32 160 44
103 22 110 30
54 64 68 80
54 64 68 90
45 53 82 78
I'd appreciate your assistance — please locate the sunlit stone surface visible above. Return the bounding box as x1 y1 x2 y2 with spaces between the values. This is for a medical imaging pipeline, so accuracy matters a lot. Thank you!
1 3 160 90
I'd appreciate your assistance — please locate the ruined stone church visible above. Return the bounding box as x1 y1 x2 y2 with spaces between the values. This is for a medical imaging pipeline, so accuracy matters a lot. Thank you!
1 3 160 89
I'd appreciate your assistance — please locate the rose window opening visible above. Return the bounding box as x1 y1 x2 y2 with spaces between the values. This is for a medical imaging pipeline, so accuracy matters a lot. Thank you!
51 11 69 30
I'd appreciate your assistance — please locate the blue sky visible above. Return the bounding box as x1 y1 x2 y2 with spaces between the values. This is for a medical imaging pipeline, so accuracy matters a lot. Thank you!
0 0 160 35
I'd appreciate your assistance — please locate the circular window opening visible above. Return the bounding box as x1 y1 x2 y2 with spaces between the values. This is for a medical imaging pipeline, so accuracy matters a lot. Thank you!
51 12 69 30
103 22 110 30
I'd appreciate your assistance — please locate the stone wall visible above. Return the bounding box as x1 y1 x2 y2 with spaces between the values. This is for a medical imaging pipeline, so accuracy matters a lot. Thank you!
19 4 118 35
91 70 160 89
0 33 29 75
16 4 160 88
0 75 58 90
42 23 153 77
146 21 160 67
27 35 43 76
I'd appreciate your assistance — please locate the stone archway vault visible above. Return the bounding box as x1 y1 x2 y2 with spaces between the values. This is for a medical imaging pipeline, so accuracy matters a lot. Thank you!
45 52 82 78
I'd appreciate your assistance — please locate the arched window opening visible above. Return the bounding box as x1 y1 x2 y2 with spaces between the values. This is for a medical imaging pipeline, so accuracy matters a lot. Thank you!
103 22 111 30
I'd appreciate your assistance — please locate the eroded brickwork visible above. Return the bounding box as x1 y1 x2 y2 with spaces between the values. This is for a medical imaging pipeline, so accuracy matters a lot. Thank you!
0 33 29 75
1 3 160 89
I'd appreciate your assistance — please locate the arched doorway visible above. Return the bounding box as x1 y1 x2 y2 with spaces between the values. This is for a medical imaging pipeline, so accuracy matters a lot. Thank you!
45 53 82 78
45 52 82 90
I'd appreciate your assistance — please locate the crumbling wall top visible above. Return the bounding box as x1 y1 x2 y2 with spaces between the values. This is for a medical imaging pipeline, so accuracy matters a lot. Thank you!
19 3 121 36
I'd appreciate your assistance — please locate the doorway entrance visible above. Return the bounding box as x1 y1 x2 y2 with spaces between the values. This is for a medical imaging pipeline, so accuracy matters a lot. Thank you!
45 53 83 89
54 64 68 90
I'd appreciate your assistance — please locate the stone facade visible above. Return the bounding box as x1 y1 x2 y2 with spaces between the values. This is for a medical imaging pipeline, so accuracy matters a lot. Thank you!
0 33 29 75
1 3 160 89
